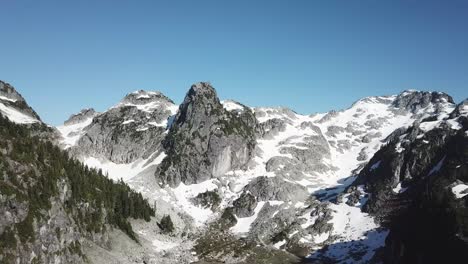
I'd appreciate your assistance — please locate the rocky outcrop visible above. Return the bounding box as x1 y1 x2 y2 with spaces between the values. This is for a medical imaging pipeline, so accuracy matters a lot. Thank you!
242 176 309 202
391 90 454 114
156 82 257 187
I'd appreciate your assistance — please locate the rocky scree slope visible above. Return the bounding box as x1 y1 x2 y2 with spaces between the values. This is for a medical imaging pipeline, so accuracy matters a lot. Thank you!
0 83 155 263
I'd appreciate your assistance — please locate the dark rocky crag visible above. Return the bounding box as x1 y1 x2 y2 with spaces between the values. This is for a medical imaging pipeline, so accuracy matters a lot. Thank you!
156 82 257 187
353 100 468 263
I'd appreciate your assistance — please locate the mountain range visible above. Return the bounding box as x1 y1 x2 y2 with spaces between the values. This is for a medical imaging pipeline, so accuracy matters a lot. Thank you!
0 80 467 264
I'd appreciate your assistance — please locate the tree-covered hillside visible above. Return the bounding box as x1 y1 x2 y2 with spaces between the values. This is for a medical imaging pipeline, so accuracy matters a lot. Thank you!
0 114 154 263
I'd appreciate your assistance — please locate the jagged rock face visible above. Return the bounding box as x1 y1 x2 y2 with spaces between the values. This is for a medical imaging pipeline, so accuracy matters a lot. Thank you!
0 81 41 123
352 103 468 263
156 82 257 187
391 90 454 114
69 90 177 163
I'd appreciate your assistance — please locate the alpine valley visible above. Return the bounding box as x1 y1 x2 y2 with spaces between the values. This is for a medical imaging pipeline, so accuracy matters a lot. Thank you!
1 80 467 264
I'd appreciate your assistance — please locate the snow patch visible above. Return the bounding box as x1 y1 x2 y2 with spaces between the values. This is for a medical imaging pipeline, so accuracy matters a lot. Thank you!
0 102 39 124
452 184 468 199
0 95 17 102
231 201 266 234
83 152 167 182
392 182 408 194
221 100 244 112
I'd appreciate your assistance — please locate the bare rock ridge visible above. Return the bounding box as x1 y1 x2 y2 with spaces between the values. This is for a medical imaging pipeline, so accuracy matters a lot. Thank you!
156 82 257 187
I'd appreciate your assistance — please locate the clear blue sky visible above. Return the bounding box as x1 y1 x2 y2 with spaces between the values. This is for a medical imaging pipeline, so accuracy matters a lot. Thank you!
1 0 467 125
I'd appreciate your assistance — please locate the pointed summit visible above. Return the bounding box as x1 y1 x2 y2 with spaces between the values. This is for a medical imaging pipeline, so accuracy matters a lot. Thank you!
156 82 257 187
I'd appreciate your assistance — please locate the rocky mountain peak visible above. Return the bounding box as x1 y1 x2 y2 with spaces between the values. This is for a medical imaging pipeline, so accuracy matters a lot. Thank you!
0 80 27 102
121 90 174 105
174 82 222 126
188 82 216 97
156 82 257 187
392 90 454 112
63 108 98 126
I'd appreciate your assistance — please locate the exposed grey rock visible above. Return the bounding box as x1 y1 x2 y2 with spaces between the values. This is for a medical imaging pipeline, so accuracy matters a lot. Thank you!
232 192 258 217
326 125 345 137
191 190 222 211
64 108 98 125
156 82 257 187
70 90 176 163
257 118 289 139
391 90 454 114
254 107 298 122
242 176 309 202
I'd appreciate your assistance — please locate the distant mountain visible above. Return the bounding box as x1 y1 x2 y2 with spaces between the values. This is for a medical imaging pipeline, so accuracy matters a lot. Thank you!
1 80 466 263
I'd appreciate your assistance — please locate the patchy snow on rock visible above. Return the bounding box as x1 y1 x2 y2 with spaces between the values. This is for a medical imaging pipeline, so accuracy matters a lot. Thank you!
0 102 39 124
311 199 388 263
273 240 287 249
0 95 17 102
231 201 266 234
171 180 219 226
122 119 135 125
452 184 468 199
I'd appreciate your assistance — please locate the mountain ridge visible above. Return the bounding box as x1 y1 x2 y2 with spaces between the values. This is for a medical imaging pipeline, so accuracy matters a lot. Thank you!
0 79 467 264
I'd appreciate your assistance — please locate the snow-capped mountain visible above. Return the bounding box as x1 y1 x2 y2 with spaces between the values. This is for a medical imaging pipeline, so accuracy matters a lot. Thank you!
52 82 466 263
1 79 466 264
